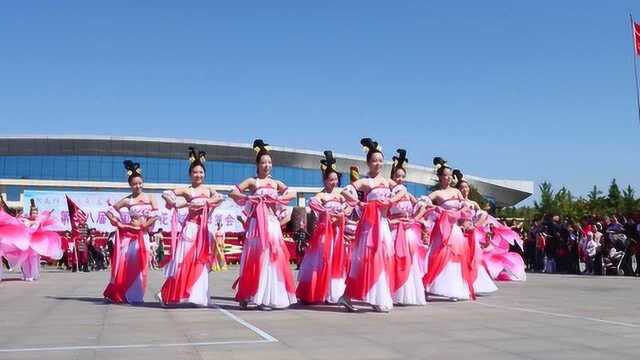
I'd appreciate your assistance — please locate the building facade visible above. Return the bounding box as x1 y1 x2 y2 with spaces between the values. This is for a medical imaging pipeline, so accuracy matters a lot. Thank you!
0 136 533 209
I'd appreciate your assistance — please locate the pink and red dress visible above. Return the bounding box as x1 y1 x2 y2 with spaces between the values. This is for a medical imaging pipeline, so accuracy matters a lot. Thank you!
160 191 213 306
0 210 62 282
234 180 296 308
389 185 427 305
296 195 348 304
479 217 526 281
422 198 476 300
343 180 394 310
103 198 156 304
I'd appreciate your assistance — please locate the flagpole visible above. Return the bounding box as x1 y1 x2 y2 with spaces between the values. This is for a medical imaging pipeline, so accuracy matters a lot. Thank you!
630 14 640 124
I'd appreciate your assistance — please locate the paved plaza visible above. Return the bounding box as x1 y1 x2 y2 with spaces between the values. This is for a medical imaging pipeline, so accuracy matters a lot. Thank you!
0 268 638 360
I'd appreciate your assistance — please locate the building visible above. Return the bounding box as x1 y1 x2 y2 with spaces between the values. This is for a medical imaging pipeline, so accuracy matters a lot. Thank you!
0 135 533 209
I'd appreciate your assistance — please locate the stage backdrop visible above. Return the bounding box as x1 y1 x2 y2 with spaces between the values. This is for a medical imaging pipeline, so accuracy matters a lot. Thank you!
22 190 246 233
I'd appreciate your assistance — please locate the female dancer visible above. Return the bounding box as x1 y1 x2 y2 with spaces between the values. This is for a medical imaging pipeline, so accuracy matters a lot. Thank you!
452 169 498 295
159 147 223 306
230 139 297 311
296 151 349 304
454 170 526 282
419 157 476 301
339 138 395 313
0 200 29 282
5 200 62 281
389 149 427 305
104 161 158 304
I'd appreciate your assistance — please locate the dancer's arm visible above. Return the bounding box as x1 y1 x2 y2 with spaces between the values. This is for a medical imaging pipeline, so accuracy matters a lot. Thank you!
341 179 365 204
207 188 224 208
229 178 256 202
389 184 407 204
143 196 159 229
106 197 128 227
276 180 296 202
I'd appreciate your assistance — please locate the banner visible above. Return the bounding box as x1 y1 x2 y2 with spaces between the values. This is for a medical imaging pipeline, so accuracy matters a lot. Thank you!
22 190 246 233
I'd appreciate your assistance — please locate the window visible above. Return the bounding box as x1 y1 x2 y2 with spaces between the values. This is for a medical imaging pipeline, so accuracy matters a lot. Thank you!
78 158 89 180
158 160 170 183
89 157 101 181
4 156 17 177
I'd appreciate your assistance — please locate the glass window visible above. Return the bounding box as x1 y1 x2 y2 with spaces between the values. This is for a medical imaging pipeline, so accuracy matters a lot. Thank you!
78 159 89 180
89 157 101 181
27 156 41 179
17 156 30 179
6 186 22 201
158 160 170 183
4 156 17 177
100 158 113 181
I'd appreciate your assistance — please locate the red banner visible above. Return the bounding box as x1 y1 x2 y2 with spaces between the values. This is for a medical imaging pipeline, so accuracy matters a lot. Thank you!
635 22 640 56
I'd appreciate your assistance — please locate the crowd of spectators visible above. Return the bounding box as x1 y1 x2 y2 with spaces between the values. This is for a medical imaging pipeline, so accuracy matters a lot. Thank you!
523 214 639 276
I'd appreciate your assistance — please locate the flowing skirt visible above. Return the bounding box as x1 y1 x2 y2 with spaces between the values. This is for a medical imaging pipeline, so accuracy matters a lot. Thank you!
103 229 148 304
424 225 475 300
344 214 394 309
484 248 527 281
391 223 427 305
296 221 347 304
235 215 296 308
161 222 210 306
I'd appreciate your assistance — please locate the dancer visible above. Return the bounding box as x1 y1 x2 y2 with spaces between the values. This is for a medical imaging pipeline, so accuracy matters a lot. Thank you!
158 147 223 306
339 138 395 313
4 200 62 281
419 157 476 301
230 139 297 311
296 151 349 304
455 170 526 282
452 169 498 295
103 161 158 304
389 149 427 305
0 201 29 281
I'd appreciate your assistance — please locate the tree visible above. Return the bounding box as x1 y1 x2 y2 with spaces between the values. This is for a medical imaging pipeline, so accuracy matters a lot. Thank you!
534 181 557 216
587 185 605 215
554 187 574 219
468 184 488 209
607 179 622 214
622 185 638 216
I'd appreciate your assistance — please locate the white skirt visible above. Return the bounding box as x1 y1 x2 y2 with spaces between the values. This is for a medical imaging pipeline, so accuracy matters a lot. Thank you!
241 216 296 308
427 262 472 300
393 253 427 305
348 218 394 309
162 221 210 306
473 265 498 294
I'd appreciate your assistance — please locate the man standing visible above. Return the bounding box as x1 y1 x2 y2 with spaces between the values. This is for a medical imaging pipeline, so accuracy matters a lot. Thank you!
76 233 89 272
292 219 308 270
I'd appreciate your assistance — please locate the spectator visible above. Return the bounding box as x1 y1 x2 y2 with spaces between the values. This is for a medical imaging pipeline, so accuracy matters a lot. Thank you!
76 235 89 272
581 232 597 274
566 225 580 274
525 219 540 271
58 231 71 270
535 228 547 272
292 219 308 270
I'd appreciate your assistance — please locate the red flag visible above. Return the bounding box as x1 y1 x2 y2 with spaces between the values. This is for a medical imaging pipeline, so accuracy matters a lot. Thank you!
635 22 640 56
65 195 87 232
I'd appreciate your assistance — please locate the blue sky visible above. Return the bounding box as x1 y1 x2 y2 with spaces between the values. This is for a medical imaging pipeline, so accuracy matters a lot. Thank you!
1 1 639 204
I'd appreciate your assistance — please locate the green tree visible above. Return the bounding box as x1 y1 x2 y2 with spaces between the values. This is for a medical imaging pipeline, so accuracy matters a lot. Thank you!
468 184 488 209
607 179 622 213
587 185 605 215
622 185 638 215
534 181 557 216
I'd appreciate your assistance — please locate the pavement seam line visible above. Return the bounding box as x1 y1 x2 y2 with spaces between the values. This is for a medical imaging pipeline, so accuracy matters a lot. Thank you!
474 301 640 328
